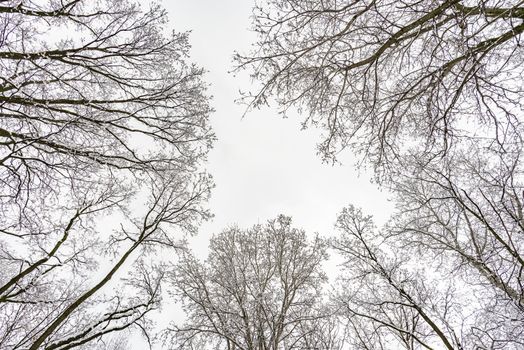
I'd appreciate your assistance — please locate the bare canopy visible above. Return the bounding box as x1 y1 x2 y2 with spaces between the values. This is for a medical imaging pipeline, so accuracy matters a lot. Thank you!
0 1 213 349
167 216 339 350
236 0 524 171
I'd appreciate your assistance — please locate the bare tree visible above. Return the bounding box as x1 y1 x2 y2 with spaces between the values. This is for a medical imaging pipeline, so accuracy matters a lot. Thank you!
237 3 524 348
236 0 524 171
166 216 335 350
0 1 213 348
333 206 466 350
388 143 524 348
333 201 524 349
0 0 213 229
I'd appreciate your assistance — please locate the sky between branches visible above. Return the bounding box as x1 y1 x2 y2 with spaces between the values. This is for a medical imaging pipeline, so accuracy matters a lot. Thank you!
162 0 393 258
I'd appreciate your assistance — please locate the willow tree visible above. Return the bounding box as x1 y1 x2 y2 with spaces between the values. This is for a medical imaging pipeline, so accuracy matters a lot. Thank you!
0 1 213 349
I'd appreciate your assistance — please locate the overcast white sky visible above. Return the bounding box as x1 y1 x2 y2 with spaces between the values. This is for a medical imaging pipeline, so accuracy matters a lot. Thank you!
161 0 393 258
